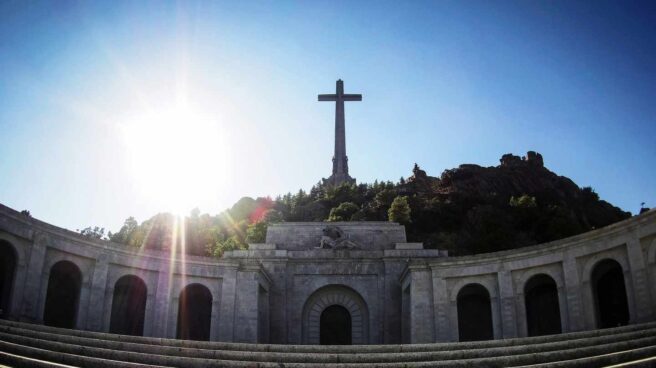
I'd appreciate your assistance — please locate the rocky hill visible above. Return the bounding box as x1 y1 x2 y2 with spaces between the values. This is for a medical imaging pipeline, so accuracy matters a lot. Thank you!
397 151 630 254
102 151 631 257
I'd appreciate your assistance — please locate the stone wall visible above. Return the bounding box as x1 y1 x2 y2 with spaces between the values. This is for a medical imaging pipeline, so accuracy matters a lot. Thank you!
402 209 656 342
265 222 407 251
0 202 654 345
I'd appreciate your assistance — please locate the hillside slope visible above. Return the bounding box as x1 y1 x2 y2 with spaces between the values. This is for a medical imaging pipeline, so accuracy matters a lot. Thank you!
102 151 631 257
395 151 630 254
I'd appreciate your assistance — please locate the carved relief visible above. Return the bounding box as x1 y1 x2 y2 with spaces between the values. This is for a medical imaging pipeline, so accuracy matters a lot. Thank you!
317 226 358 249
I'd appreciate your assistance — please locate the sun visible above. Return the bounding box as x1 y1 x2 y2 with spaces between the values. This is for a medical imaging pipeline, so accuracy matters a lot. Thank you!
121 105 230 214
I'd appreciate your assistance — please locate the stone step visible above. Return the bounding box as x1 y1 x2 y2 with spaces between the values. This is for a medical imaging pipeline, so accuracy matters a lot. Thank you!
0 339 170 368
0 324 655 367
1 324 655 364
0 349 77 368
514 345 656 368
1 319 655 354
606 355 656 368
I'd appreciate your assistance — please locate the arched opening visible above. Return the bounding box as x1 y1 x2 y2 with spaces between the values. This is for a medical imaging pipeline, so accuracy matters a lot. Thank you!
457 283 493 341
320 305 352 345
0 241 17 319
109 275 147 336
524 274 561 336
176 283 212 341
43 261 82 328
302 285 369 344
592 259 629 328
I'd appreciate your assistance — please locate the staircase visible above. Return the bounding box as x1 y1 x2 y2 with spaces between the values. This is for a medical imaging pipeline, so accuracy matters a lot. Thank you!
0 319 654 367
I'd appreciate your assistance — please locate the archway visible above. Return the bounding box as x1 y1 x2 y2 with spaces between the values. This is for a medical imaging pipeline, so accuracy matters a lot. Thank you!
109 275 147 336
592 259 629 328
302 285 368 344
457 283 493 341
524 274 561 336
43 261 82 328
0 242 17 319
320 305 352 345
176 283 212 341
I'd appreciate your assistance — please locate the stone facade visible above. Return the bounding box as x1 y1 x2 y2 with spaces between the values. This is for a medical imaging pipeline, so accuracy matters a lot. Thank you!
0 202 654 344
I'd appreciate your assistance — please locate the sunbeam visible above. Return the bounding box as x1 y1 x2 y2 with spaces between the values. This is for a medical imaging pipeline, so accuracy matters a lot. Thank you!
120 105 230 215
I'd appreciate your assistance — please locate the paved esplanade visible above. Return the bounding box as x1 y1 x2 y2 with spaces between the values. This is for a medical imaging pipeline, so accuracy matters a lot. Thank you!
319 79 361 186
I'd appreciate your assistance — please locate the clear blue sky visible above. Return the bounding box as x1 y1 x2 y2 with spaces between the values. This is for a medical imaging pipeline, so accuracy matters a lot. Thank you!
1 1 654 232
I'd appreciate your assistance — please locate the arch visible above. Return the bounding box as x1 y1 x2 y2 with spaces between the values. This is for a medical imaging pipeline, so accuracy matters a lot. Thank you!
302 285 369 344
43 261 82 328
109 275 147 336
176 283 212 341
524 274 561 336
320 305 352 345
592 259 629 328
457 283 493 341
0 241 17 319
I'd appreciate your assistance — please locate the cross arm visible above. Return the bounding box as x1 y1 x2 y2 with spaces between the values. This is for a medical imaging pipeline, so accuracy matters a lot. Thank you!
318 94 337 101
342 94 362 101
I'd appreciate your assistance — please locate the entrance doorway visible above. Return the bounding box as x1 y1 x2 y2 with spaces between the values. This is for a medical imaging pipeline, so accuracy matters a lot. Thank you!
176 283 212 340
109 275 147 336
320 305 352 345
457 283 493 341
524 274 561 336
592 259 630 328
43 261 82 328
0 242 17 319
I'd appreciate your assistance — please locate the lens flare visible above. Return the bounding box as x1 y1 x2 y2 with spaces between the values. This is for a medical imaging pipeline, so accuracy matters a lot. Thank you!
120 106 230 215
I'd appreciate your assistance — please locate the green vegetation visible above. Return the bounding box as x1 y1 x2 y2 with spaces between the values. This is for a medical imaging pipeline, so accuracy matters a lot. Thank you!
388 196 411 224
328 202 359 221
86 161 630 257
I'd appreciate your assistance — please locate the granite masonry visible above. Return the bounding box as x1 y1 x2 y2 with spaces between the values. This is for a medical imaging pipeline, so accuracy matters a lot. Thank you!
0 203 655 345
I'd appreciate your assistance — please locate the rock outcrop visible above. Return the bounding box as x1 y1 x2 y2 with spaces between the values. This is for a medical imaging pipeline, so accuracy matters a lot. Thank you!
400 152 631 254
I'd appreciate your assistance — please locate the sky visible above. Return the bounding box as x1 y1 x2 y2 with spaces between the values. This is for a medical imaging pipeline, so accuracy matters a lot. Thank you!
1 1 655 232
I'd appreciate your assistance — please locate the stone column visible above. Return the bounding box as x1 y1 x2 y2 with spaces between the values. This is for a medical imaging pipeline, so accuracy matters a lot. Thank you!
409 264 435 343
562 256 585 331
383 259 404 344
233 265 260 343
20 232 47 322
217 265 238 342
152 264 172 338
261 260 287 344
75 266 92 330
627 237 653 322
85 254 109 331
497 270 518 338
431 274 450 342
7 239 28 319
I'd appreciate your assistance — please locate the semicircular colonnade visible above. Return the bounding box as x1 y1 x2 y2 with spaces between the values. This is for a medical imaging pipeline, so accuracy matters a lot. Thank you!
0 202 654 344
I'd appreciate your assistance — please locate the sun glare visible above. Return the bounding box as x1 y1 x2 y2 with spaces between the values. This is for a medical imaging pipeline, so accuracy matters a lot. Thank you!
121 106 230 214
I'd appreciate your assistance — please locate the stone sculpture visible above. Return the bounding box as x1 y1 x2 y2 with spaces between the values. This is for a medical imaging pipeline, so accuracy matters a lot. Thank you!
317 225 358 249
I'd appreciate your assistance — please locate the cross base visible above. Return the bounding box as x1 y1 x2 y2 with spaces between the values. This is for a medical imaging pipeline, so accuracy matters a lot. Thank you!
323 173 356 187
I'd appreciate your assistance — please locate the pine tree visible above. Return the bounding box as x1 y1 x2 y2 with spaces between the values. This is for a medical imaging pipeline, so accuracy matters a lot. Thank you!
388 196 411 224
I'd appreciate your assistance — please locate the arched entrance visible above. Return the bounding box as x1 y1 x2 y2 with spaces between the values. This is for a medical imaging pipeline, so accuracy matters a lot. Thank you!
176 283 212 341
457 283 493 341
43 261 82 328
302 285 369 344
320 305 352 345
0 241 17 319
109 275 147 336
524 274 561 336
592 259 629 328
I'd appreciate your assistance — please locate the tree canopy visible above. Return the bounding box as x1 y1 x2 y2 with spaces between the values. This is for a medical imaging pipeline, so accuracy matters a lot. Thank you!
96 159 630 257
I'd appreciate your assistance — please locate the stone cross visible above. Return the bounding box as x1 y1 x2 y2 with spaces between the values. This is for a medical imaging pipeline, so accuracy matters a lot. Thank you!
318 79 361 186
